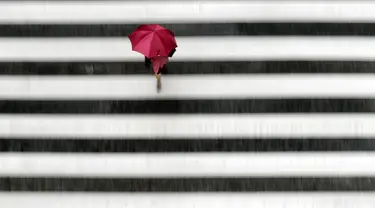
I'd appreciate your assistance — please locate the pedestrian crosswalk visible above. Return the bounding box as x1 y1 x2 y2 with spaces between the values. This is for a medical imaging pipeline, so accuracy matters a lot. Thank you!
2 0 375 207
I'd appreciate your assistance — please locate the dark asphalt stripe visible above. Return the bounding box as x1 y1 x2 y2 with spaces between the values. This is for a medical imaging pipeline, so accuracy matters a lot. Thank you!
0 99 375 114
1 61 375 75
1 138 375 152
3 23 375 36
2 178 375 192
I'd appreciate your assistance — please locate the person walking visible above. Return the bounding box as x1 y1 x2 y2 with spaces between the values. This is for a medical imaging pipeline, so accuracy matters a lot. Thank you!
129 24 177 92
145 48 175 92
151 55 168 91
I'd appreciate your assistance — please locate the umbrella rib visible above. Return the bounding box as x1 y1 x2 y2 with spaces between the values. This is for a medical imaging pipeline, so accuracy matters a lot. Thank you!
132 32 152 50
152 33 166 55
154 32 176 55
156 32 172 49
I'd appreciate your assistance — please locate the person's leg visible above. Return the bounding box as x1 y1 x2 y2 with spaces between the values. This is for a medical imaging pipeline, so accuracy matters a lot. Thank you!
155 65 168 92
155 73 161 92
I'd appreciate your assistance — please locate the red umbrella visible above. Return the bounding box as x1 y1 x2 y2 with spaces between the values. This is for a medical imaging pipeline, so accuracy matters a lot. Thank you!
128 24 177 58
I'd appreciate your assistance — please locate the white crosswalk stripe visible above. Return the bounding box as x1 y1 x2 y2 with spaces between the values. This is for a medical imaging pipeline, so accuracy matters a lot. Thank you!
0 114 372 138
1 153 375 176
0 75 375 99
2 1 375 23
2 193 375 208
2 37 375 61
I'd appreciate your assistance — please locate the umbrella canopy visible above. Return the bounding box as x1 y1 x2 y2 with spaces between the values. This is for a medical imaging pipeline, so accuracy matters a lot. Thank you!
128 24 177 58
